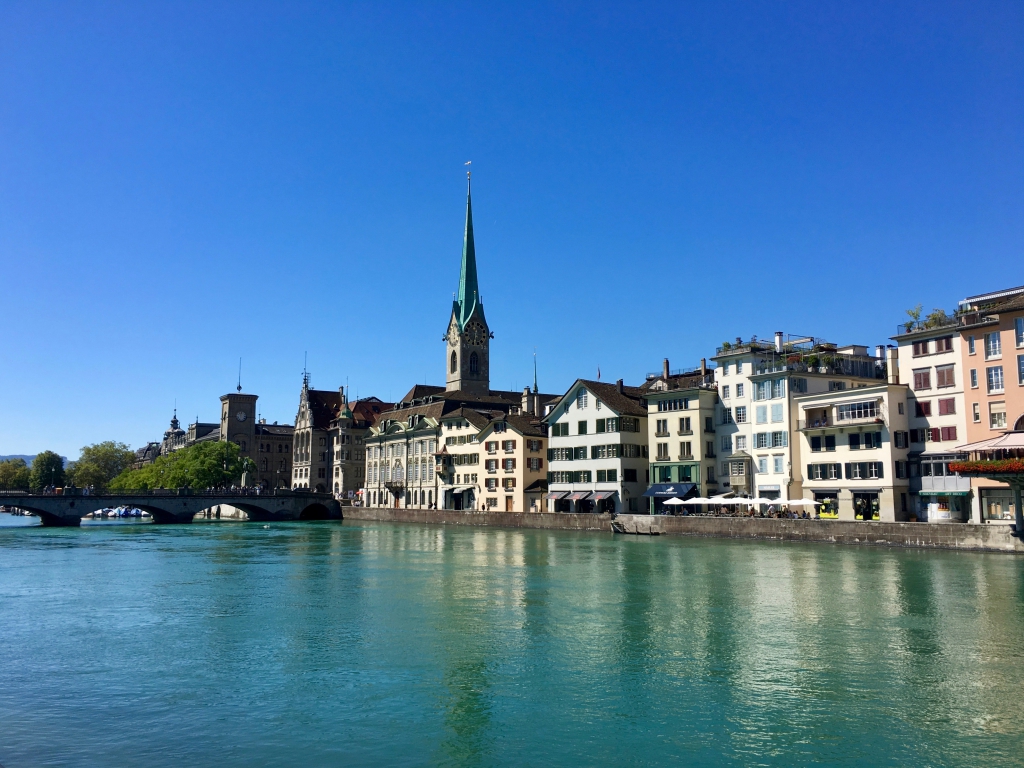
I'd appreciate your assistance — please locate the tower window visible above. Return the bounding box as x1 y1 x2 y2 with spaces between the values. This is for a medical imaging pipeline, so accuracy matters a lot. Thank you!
450 351 457 374
470 352 479 374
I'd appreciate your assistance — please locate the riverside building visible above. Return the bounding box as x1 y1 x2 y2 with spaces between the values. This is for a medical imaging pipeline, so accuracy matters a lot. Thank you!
712 333 889 503
543 379 649 514
641 358 719 512
794 382 911 521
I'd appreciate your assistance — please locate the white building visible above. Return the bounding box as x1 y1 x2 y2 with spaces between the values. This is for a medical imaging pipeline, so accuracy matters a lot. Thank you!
543 379 649 514
712 333 889 502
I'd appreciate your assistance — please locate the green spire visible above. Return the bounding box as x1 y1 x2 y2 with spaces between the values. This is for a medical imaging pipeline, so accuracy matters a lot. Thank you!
455 174 479 330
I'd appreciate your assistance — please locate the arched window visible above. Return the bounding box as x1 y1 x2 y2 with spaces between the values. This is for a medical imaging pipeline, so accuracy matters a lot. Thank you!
470 352 479 374
450 351 458 373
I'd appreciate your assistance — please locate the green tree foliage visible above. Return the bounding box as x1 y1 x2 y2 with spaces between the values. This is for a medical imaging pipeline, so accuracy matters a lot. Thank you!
0 458 31 490
29 451 66 491
924 308 950 328
65 441 136 491
904 303 923 332
109 441 243 490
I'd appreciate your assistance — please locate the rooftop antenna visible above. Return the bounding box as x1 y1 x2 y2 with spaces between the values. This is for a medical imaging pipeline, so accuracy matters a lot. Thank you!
237 358 242 392
533 350 538 394
302 352 309 389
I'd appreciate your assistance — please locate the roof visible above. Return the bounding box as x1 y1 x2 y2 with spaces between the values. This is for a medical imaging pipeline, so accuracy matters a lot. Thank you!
306 389 344 430
640 370 715 393
399 384 445 402
955 431 1024 452
546 379 647 418
348 398 391 427
256 424 294 436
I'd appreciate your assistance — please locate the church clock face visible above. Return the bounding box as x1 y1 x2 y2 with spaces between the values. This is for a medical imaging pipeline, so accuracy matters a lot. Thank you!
236 411 247 422
466 322 487 346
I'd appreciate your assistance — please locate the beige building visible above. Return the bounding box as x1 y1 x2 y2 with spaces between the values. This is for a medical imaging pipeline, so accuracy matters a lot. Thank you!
642 359 719 511
475 411 547 512
795 383 911 521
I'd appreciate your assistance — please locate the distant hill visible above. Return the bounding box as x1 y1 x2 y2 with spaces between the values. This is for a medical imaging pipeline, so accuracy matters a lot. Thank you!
0 455 68 466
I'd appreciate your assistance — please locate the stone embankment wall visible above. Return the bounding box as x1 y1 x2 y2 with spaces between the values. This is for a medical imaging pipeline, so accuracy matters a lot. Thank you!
344 507 611 531
344 507 1024 553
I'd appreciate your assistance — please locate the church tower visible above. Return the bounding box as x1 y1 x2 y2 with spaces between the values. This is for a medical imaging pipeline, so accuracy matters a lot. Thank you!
444 173 490 394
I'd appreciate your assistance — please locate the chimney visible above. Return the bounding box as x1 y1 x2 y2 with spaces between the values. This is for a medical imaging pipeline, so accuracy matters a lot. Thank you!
700 358 708 378
775 331 784 353
616 378 624 394
886 346 899 385
874 345 884 359
662 358 670 380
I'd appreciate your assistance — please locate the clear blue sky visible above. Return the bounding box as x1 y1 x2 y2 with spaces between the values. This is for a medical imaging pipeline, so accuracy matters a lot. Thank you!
1 1 1022 459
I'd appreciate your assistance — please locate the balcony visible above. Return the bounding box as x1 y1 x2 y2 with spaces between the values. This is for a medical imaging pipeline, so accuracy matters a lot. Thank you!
911 475 973 494
677 429 693 436
654 455 672 462
678 454 694 461
798 419 833 431
895 309 995 337
655 430 670 438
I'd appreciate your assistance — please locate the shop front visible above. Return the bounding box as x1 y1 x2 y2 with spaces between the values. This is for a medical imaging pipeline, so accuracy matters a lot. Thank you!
546 490 570 513
980 488 1016 522
590 490 618 514
566 490 594 513
813 491 839 519
642 483 697 514
853 491 880 521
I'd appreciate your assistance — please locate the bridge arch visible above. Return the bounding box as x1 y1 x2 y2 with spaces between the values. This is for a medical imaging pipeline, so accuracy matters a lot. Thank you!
299 503 331 521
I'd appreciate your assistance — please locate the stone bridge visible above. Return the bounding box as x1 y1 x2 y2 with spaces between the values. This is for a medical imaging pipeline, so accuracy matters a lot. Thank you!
0 489 342 527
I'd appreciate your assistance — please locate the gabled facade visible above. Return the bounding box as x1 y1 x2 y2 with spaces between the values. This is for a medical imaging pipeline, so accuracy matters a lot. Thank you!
543 379 649 514
476 412 548 512
292 376 341 491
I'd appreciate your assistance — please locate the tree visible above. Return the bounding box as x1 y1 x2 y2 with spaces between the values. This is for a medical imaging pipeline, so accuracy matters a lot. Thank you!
65 441 135 491
109 441 243 490
924 308 950 328
0 459 31 491
904 303 923 332
29 451 66 491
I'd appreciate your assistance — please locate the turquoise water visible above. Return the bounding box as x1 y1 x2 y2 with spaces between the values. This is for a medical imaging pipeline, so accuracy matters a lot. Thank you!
1 517 1022 767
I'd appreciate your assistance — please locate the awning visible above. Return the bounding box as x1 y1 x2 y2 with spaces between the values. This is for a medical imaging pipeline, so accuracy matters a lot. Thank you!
955 431 1024 451
642 483 697 499
545 491 569 501
448 485 475 492
590 491 615 501
567 491 592 502
919 490 972 497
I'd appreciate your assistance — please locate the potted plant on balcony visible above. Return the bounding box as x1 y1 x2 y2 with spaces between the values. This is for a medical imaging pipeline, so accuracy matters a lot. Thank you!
806 354 819 370
721 341 732 351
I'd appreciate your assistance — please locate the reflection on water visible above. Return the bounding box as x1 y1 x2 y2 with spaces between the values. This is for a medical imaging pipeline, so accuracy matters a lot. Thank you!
0 521 1022 767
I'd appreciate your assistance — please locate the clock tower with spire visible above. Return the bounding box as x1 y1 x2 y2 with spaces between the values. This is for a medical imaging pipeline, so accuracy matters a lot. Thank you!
444 173 491 394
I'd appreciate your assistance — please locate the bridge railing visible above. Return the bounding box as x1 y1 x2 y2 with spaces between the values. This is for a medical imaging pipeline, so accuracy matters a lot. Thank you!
0 488 333 498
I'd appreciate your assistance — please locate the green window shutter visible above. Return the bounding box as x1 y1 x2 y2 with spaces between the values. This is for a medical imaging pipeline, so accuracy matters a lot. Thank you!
844 463 852 480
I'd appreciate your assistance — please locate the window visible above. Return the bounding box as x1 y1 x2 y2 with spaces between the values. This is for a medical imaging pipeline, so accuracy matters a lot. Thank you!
985 332 1001 359
721 436 732 451
894 431 908 449
755 406 768 424
450 351 457 373
578 421 588 435
898 402 904 415
705 416 713 432
753 381 770 401
469 352 479 374
845 462 883 480
968 335 976 354
657 442 669 459
596 419 605 433
735 436 746 450
706 440 715 455
722 385 730 399
736 362 743 374
576 389 588 409
938 398 956 416
913 369 931 390
791 378 808 393
722 363 730 375
656 419 669 435
624 469 638 482
837 401 877 421
680 441 692 457
772 379 786 398
849 433 860 450
735 406 747 423
573 447 587 460
829 381 846 392
1017 318 1024 347
811 436 822 452
770 404 783 423
990 401 1006 429
940 426 957 441
722 407 733 424
1019 355 1024 385
970 369 978 388
987 366 1004 393
807 463 841 481
912 341 929 357
970 403 979 423
936 336 953 353
736 383 745 398
551 423 569 437
707 466 715 482
936 365 955 388
679 417 691 433
896 462 907 479
757 456 768 474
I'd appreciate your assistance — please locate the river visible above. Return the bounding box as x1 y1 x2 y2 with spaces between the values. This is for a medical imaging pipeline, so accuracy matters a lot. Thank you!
0 517 1022 766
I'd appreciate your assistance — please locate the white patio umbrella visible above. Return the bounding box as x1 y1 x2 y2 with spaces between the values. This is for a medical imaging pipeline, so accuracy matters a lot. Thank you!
662 497 687 506
750 497 777 505
784 499 820 507
682 497 713 504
